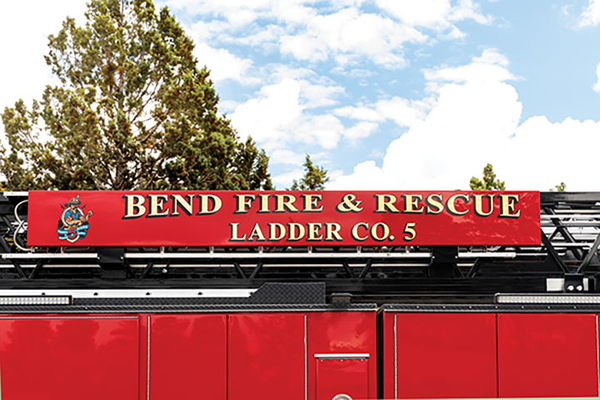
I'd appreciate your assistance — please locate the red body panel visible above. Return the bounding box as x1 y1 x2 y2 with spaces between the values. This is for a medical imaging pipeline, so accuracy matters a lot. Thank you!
316 358 369 400
0 311 377 400
150 314 227 400
5 310 599 400
228 313 306 400
307 312 377 400
383 312 497 399
0 316 139 400
28 190 541 247
497 313 599 398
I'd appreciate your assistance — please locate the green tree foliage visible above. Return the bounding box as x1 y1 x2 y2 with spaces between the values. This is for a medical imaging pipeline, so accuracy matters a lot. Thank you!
470 163 506 190
550 182 566 192
289 155 328 190
1 0 272 190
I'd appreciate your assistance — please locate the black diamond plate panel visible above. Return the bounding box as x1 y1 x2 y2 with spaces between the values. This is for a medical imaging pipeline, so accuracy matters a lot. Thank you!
247 282 326 304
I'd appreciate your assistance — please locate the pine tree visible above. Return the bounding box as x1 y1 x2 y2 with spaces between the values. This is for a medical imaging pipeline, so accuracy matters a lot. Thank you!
550 182 566 192
0 0 272 190
470 164 505 190
289 155 328 190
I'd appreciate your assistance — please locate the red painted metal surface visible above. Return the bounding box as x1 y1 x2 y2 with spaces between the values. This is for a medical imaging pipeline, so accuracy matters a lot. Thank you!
228 313 306 400
383 312 497 399
150 314 227 400
498 313 599 398
306 312 377 400
6 309 599 400
0 315 139 400
316 358 369 400
28 190 540 247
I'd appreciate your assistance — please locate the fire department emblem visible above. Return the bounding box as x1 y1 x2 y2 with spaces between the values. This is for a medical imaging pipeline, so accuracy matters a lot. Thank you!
56 195 93 243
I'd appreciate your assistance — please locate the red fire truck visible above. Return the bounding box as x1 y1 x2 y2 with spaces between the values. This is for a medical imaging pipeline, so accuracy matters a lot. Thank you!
0 190 597 399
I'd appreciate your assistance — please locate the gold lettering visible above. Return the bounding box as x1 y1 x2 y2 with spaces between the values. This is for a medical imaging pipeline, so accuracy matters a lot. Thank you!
235 194 255 214
402 194 424 214
374 194 399 213
268 223 286 241
473 194 495 218
274 194 298 213
307 223 323 241
499 194 521 218
148 194 169 217
446 194 469 216
288 223 305 241
197 194 222 215
425 194 444 214
351 222 369 241
229 223 246 241
258 194 270 213
170 194 194 216
123 194 146 219
371 222 390 241
324 223 343 241
248 223 266 241
301 194 323 212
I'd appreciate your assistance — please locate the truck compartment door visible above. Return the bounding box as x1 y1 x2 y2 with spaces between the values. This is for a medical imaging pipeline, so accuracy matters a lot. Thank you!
0 315 139 400
315 354 369 400
497 313 599 398
228 313 305 400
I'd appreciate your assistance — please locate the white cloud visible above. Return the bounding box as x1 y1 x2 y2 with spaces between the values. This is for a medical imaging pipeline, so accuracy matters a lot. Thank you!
335 97 431 128
272 168 304 188
229 24 286 47
280 35 329 61
269 149 305 165
329 49 600 191
230 69 345 149
593 62 600 92
280 8 426 69
296 115 345 149
448 0 492 24
443 25 466 39
375 0 452 28
377 98 432 127
230 79 302 145
187 20 230 41
194 43 258 84
424 48 516 87
298 80 345 108
0 1 87 113
164 0 274 24
375 0 491 35
503 116 600 190
170 0 432 69
167 0 493 71
329 160 389 189
344 122 379 141
335 105 384 122
579 0 600 27
165 0 320 32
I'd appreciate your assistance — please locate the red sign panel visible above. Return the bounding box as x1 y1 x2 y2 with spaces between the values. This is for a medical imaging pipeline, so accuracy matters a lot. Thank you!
27 190 540 247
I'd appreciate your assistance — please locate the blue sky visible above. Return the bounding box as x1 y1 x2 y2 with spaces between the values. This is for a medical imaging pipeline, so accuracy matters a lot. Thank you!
1 0 600 190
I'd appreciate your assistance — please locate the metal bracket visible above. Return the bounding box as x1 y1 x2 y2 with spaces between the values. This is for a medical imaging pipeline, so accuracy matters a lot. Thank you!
429 246 458 278
97 247 126 279
564 273 585 293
